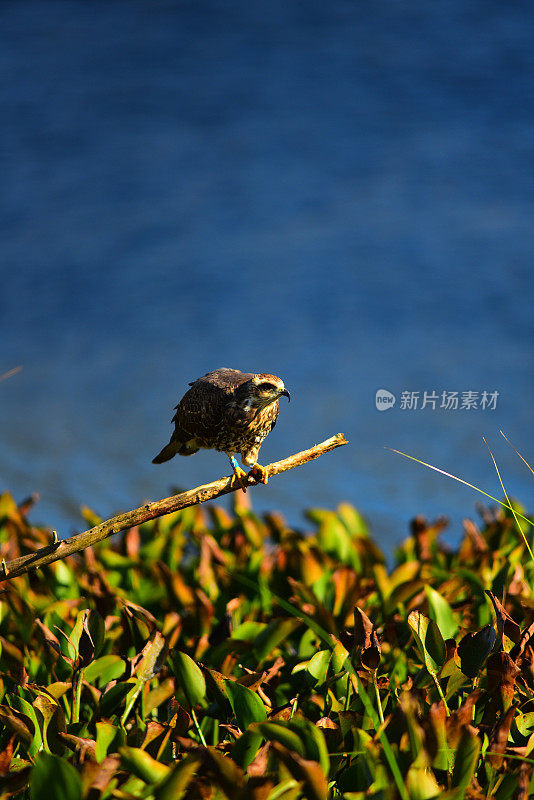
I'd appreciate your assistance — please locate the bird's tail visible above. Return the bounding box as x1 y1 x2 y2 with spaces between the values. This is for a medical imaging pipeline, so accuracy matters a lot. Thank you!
152 431 200 463
152 441 179 464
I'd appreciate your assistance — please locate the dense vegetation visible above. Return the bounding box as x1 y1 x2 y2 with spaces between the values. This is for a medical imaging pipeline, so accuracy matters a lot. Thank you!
0 488 533 799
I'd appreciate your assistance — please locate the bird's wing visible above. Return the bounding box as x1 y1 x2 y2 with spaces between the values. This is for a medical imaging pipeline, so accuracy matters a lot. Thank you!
267 401 280 432
199 368 254 389
173 369 253 441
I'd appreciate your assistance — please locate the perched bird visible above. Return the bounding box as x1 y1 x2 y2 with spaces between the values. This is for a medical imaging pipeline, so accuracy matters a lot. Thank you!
152 368 290 489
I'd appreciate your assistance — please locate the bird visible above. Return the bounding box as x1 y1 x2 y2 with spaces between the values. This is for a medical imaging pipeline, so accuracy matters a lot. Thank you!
152 368 290 490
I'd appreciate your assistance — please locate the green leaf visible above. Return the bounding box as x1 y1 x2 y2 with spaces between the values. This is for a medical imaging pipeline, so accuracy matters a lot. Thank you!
30 753 82 800
135 631 166 683
68 610 87 662
514 711 534 737
306 650 331 687
97 680 137 718
231 621 267 641
424 586 458 639
408 610 447 675
0 704 34 745
85 610 106 660
31 690 66 754
53 561 80 598
251 721 306 756
330 638 350 673
285 717 330 776
119 746 170 784
204 748 245 794
232 729 263 769
451 727 481 796
122 633 167 724
457 625 496 678
8 695 42 757
225 680 267 731
154 755 203 800
406 762 442 800
171 651 206 708
270 742 329 800
254 618 300 663
337 502 369 537
121 682 144 726
317 514 357 567
84 655 126 687
96 721 124 762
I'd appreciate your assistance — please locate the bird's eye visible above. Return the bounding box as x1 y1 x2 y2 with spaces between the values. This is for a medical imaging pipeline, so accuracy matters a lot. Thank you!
258 382 276 392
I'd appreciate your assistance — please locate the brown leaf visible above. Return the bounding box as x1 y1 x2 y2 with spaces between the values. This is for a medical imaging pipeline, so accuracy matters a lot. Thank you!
124 526 140 559
486 651 521 711
517 762 532 800
121 599 159 636
57 732 97 762
411 515 432 562
141 721 173 760
0 636 24 665
205 747 245 795
411 515 448 562
198 537 218 600
77 612 96 669
445 638 457 662
0 734 15 774
146 676 175 715
239 776 275 800
237 671 267 692
0 706 34 744
485 590 521 644
445 690 482 749
52 626 76 667
462 518 488 556
0 766 31 796
168 698 192 738
17 492 39 515
133 631 167 682
332 568 359 618
354 606 381 670
46 681 71 700
81 755 121 796
268 704 293 722
270 742 328 800
508 564 529 598
511 619 534 664
487 706 516 768
152 562 193 606
316 713 338 729
247 742 271 778
426 701 447 760
263 657 285 685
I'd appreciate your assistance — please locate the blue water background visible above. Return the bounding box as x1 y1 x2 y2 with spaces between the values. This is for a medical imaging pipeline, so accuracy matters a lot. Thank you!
2 1 534 548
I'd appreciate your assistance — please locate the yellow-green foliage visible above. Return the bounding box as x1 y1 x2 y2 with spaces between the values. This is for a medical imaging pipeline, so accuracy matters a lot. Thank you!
0 490 533 799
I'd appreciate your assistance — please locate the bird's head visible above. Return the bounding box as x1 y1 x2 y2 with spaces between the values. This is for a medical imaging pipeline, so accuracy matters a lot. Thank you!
238 373 290 410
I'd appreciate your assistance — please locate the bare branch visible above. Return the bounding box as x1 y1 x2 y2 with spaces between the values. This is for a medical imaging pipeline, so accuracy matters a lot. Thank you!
0 366 22 382
2 433 348 581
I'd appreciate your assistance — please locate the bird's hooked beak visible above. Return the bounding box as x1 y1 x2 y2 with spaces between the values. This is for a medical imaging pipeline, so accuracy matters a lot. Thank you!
280 388 291 402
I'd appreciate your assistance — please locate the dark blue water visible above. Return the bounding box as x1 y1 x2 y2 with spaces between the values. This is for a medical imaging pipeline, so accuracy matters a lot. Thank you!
2 1 534 547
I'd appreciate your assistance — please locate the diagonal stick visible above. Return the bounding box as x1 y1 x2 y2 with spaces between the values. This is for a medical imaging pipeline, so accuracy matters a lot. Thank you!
1 433 348 581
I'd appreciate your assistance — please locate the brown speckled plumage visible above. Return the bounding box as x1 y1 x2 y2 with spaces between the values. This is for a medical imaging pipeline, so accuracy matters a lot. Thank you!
152 368 290 473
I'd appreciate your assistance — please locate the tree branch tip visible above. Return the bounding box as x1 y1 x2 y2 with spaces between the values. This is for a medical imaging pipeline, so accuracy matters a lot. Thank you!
3 431 346 580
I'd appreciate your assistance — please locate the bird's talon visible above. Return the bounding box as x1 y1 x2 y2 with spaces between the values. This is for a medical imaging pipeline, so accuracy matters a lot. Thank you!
249 464 269 484
232 466 248 493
